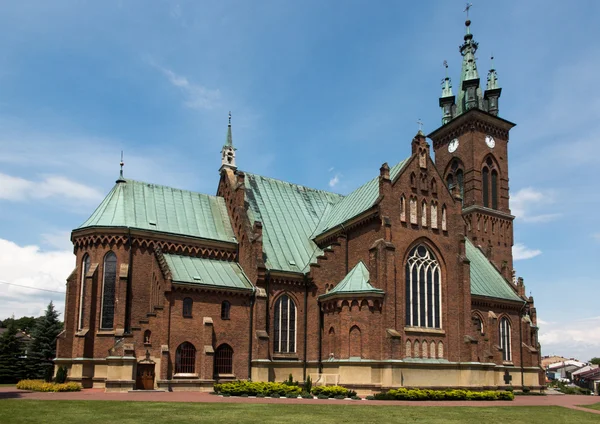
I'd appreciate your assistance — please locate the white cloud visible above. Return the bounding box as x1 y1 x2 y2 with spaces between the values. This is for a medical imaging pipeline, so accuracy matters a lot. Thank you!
539 316 600 362
513 243 542 261
329 173 340 188
0 238 73 320
511 187 561 223
0 173 103 203
41 230 73 251
151 62 220 110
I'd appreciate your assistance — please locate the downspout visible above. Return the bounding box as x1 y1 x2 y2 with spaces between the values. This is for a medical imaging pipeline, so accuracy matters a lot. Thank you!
265 270 271 351
125 228 134 334
248 290 255 380
519 300 527 388
303 274 308 381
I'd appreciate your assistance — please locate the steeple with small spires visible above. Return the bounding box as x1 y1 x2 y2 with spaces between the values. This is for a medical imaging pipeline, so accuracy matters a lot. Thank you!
484 55 502 116
220 112 237 171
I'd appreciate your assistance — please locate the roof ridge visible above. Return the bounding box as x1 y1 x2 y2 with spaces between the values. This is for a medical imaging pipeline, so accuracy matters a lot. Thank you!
122 178 223 200
242 171 345 198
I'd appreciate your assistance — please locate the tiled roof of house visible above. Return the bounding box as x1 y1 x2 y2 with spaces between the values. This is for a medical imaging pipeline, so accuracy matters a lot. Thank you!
313 158 410 237
162 254 253 291
319 261 384 300
466 238 522 302
78 179 236 244
243 172 343 273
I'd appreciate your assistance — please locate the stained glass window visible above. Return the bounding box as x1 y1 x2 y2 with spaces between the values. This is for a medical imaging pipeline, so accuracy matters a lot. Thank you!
101 252 117 329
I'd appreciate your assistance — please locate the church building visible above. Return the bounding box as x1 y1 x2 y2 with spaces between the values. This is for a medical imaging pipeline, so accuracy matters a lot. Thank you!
56 15 544 392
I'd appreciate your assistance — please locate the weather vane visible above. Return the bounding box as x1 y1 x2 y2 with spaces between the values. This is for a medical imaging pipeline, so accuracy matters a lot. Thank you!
464 2 473 19
417 119 424 133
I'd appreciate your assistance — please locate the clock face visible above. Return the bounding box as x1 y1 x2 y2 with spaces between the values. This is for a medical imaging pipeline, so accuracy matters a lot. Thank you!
448 138 459 153
485 135 496 148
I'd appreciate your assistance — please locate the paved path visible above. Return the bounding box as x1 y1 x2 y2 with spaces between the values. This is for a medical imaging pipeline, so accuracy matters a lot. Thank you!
0 388 598 414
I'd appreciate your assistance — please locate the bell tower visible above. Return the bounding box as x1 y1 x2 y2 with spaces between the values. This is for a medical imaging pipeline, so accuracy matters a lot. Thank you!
428 11 516 277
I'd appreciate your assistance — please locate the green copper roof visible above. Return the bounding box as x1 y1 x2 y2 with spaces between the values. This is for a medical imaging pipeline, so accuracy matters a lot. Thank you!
163 254 253 291
466 239 522 302
78 179 236 244
314 158 410 236
243 173 344 273
319 261 384 300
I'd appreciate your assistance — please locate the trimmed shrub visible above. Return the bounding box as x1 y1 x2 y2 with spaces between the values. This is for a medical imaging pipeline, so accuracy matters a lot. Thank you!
214 380 302 397
304 375 312 394
311 385 353 398
317 394 329 399
286 393 298 398
522 386 530 393
55 366 68 384
16 380 81 392
301 393 313 399
271 393 281 398
373 388 514 401
351 395 361 400
334 394 346 399
366 395 375 400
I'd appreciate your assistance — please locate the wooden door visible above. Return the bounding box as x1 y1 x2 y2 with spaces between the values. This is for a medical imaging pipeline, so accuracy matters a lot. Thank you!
136 364 155 390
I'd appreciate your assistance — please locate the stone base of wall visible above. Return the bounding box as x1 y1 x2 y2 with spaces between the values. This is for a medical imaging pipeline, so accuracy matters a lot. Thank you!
105 379 135 392
157 379 215 392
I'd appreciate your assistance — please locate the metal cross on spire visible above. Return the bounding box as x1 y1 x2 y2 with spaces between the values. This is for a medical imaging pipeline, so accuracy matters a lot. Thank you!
464 2 473 19
117 150 126 183
417 119 424 134
228 111 232 126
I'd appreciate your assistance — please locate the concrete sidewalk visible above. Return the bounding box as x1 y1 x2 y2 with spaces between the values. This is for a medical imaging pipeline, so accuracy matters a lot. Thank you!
0 388 598 414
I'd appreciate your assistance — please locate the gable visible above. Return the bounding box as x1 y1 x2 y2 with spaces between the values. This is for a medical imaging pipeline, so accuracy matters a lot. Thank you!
77 179 236 244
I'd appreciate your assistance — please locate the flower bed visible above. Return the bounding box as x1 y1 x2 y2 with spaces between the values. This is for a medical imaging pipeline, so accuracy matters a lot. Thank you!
372 388 514 401
16 380 81 392
311 385 356 398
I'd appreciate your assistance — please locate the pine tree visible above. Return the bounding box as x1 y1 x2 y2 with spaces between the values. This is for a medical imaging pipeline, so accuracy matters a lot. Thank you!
26 302 63 380
0 323 24 383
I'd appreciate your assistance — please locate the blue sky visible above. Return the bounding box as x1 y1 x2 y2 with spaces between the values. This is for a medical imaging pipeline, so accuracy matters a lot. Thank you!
0 1 598 361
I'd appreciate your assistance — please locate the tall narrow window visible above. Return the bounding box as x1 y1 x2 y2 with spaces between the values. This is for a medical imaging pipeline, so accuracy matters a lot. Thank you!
499 318 512 361
274 295 297 353
100 252 117 329
441 205 447 231
456 169 464 202
175 342 196 374
409 197 417 224
491 170 498 209
431 202 438 229
405 245 442 329
446 174 454 190
421 200 427 227
221 301 231 320
349 326 362 358
144 330 152 344
183 297 193 318
400 195 406 222
214 344 233 375
328 327 336 358
78 254 91 330
482 167 489 207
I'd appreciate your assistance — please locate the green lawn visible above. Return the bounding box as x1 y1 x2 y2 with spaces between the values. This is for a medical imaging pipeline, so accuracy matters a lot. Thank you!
0 401 599 424
583 402 600 411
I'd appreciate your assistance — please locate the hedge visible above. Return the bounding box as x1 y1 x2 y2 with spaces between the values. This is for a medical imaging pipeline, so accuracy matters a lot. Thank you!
16 380 81 392
311 385 356 398
373 388 514 401
214 381 302 397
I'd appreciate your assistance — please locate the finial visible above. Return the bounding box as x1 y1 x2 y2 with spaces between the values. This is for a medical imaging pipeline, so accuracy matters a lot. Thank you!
490 53 495 70
116 151 126 183
443 60 448 77
464 2 472 19
416 118 424 134
228 111 231 126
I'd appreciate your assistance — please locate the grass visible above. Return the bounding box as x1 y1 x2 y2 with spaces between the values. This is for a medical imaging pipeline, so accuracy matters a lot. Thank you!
582 402 600 411
0 401 599 424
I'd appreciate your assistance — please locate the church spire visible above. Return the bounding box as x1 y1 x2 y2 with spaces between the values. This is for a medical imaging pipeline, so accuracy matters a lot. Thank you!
484 55 502 116
220 111 237 171
439 60 456 124
457 4 481 113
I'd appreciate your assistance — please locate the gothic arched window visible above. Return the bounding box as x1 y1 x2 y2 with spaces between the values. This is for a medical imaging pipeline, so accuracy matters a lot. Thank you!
175 342 196 374
499 317 512 361
183 297 193 318
482 167 490 207
491 170 498 209
221 301 231 320
78 254 91 330
274 294 297 353
100 252 117 329
405 245 442 329
456 169 464 201
214 344 233 375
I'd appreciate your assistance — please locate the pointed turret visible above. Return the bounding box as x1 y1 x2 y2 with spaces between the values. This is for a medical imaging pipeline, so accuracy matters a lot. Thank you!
220 112 237 171
457 16 481 113
439 60 456 124
484 55 502 116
